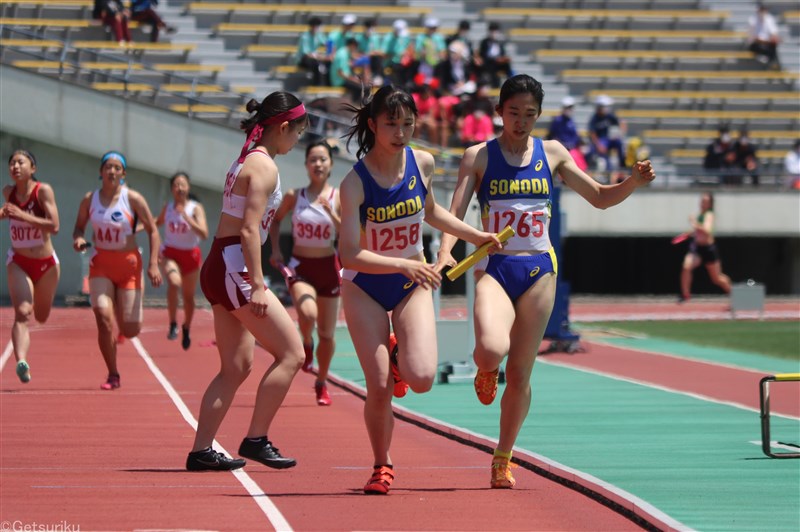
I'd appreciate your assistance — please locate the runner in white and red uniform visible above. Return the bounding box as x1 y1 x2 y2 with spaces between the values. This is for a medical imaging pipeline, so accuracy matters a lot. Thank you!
72 150 162 391
0 149 60 384
270 140 342 406
188 91 308 473
156 171 208 350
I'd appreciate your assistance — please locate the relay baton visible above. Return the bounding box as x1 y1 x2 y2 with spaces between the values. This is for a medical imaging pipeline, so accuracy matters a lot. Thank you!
446 226 516 282
276 262 295 288
670 232 690 245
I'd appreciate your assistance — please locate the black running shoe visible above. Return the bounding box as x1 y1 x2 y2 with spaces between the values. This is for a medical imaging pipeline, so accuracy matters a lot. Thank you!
238 438 297 469
186 448 246 471
167 322 178 340
181 325 191 350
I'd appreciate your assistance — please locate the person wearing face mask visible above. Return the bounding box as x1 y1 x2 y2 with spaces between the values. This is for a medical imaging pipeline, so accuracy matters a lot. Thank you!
478 22 511 88
547 96 580 151
732 129 760 186
783 140 800 189
703 125 738 185
588 95 626 179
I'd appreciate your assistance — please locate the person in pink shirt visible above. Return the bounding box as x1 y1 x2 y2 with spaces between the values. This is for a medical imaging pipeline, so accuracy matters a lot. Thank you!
459 107 494 147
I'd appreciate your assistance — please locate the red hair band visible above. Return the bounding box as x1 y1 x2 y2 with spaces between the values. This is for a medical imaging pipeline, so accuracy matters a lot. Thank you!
238 103 307 163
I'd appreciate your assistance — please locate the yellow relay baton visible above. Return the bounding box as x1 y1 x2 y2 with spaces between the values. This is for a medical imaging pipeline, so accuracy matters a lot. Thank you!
446 226 516 282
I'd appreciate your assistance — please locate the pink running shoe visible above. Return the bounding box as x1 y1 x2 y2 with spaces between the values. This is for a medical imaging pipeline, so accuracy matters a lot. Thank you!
315 381 332 406
101 374 121 391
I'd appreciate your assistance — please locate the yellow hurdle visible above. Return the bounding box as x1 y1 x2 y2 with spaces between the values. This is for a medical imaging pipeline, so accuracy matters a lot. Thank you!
759 373 800 458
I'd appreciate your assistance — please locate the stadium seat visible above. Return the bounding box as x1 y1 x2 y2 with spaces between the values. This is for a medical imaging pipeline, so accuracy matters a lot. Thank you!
482 8 728 31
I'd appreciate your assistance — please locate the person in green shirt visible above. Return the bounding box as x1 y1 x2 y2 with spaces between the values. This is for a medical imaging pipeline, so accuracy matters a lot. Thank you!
330 37 367 101
296 16 329 85
327 14 358 57
358 18 385 85
414 17 447 80
382 19 413 86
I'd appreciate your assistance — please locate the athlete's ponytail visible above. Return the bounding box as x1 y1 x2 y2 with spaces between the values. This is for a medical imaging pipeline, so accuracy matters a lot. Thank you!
343 85 417 159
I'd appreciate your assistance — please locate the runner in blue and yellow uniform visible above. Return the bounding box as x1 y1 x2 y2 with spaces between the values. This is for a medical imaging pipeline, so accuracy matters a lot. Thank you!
437 74 656 489
338 85 502 495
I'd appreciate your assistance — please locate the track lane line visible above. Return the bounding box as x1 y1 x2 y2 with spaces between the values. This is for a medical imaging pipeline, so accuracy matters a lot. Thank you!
1 339 13 371
130 337 293 532
539 358 800 421
324 368 695 532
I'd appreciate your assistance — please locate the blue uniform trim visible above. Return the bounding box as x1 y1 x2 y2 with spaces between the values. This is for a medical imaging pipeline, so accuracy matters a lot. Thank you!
484 251 557 302
348 271 416 311
353 146 428 228
477 138 553 214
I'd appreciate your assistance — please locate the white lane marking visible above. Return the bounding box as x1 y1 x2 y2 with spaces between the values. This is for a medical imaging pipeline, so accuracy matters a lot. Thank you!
539 359 800 421
327 370 695 532
0 340 13 371
749 440 800 452
131 337 293 532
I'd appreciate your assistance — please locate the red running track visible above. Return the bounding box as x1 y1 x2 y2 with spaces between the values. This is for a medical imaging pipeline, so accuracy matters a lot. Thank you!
1 308 640 531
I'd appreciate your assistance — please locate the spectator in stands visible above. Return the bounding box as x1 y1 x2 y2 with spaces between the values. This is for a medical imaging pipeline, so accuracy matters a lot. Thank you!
296 16 329 86
703 125 738 185
446 20 476 63
434 40 477 98
92 0 131 44
331 37 369 102
747 4 780 68
382 19 413 87
411 75 442 146
478 22 511 88
732 128 760 186
588 94 627 178
358 19 385 86
414 17 447 80
327 14 358 56
547 96 580 151
459 104 494 148
130 0 175 43
570 138 590 173
783 139 800 189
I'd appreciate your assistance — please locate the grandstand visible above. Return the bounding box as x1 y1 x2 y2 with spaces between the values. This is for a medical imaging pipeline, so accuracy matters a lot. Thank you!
1 0 799 297
2 0 798 184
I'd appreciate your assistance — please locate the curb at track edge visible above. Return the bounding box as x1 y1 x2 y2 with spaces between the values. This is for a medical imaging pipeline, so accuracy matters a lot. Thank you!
321 369 690 532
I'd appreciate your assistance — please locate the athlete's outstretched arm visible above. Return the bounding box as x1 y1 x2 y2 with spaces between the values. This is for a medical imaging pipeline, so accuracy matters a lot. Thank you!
548 140 655 209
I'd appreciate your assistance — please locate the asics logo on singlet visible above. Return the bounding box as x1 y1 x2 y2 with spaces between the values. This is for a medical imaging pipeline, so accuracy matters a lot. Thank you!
408 175 417 190
403 280 414 289
110 211 124 222
529 267 540 278
535 160 544 171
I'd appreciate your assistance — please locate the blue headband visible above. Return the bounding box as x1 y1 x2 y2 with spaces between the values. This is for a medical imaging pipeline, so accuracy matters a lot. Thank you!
101 151 127 170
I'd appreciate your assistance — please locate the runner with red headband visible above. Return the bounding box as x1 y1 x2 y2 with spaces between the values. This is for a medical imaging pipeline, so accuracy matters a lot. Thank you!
187 91 309 472
1 149 60 384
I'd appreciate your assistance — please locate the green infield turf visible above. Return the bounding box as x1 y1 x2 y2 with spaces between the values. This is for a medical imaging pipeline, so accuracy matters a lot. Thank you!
580 320 799 360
